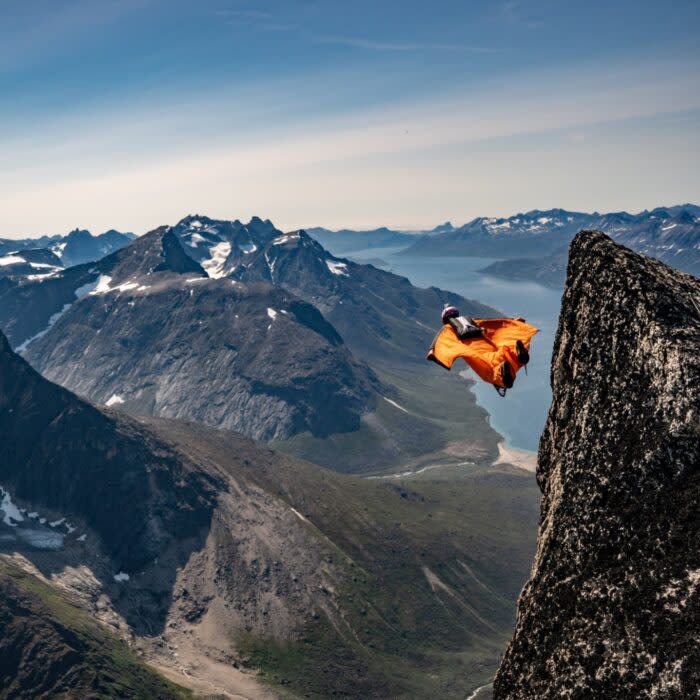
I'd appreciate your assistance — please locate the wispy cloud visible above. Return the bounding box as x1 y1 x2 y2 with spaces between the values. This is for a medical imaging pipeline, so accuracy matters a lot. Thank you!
314 35 501 54
214 7 498 52
215 7 299 33
500 0 544 29
1 56 698 234
0 0 150 74
214 8 273 19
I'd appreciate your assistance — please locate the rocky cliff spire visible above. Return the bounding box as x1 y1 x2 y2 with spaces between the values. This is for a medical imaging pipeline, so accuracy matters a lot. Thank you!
495 230 700 699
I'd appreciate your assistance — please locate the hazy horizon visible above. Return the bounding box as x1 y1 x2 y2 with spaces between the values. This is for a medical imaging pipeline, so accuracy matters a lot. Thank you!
2 201 700 240
2 0 699 237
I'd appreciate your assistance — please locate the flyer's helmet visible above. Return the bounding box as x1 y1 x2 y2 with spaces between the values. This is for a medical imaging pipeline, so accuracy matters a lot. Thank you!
441 306 460 324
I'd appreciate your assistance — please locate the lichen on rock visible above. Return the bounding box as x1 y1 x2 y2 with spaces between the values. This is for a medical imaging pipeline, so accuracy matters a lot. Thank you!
494 230 700 699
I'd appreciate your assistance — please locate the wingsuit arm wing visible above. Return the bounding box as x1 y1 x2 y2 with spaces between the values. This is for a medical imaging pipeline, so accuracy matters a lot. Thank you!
426 326 464 370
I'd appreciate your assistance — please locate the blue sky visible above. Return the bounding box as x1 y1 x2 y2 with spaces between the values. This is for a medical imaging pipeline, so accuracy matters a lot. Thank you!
1 0 698 235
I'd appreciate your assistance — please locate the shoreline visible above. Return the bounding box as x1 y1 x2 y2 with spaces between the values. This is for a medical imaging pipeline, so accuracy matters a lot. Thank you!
494 443 537 472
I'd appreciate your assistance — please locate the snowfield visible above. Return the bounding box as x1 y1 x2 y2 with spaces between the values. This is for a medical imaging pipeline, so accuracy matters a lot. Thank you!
17 303 72 352
202 242 232 278
0 255 26 266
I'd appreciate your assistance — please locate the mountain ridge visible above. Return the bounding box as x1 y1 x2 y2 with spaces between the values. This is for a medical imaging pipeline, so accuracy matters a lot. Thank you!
0 228 135 271
0 325 540 699
8 227 379 443
393 205 700 281
0 214 501 472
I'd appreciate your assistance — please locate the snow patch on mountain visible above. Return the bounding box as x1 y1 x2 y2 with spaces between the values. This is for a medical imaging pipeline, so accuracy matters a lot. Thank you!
326 260 349 276
26 271 60 281
78 275 150 296
264 252 276 279
0 255 26 266
187 233 206 246
17 529 65 549
272 234 299 245
0 489 75 549
382 396 410 414
105 394 125 407
290 507 309 523
17 303 72 352
202 242 232 278
91 275 113 294
0 486 24 526
238 241 257 254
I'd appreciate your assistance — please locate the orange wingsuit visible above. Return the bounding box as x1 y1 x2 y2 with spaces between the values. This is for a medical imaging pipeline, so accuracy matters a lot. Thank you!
427 318 539 388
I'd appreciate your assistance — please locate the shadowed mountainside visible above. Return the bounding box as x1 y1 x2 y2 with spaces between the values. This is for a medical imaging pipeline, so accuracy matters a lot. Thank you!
0 216 502 473
0 326 539 699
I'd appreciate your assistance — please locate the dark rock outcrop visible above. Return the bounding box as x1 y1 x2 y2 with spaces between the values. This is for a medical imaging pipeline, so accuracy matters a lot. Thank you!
494 231 700 698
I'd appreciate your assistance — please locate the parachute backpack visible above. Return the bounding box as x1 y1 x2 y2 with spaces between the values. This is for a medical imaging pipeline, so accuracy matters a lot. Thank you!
427 306 539 396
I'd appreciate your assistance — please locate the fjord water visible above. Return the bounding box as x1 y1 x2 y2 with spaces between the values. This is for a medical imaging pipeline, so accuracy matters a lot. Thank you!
347 246 563 452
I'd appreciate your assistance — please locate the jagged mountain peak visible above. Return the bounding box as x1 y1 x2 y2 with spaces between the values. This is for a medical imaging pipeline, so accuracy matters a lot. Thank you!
225 224 354 290
494 230 700 699
66 227 91 237
430 221 455 233
169 214 282 279
9 222 379 443
98 225 206 282
167 214 351 285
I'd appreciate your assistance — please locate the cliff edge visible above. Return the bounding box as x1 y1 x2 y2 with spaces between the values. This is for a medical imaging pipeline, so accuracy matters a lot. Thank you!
494 230 700 699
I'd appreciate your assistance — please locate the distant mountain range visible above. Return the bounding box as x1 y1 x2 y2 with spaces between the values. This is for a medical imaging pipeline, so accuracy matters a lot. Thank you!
0 324 539 698
0 215 498 473
0 228 135 277
306 206 699 283
397 204 700 284
306 222 453 255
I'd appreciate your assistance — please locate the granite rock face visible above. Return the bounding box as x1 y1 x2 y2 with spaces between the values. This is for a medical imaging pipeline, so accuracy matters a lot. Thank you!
494 231 700 699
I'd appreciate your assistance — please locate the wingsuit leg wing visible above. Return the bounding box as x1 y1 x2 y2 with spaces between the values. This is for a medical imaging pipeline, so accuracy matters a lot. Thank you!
427 318 539 389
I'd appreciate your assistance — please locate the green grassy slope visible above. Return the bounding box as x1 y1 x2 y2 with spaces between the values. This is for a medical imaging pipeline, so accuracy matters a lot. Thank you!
154 419 540 699
0 561 191 700
246 463 538 698
273 358 501 475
